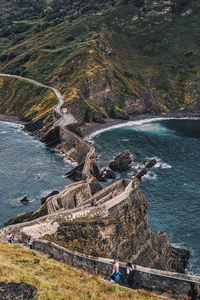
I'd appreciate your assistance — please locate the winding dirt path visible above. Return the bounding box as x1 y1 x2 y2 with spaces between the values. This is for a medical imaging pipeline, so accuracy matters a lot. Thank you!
0 73 77 126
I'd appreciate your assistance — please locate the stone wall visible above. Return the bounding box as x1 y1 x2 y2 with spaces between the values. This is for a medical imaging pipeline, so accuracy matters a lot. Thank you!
26 238 200 299
59 126 92 164
46 181 92 213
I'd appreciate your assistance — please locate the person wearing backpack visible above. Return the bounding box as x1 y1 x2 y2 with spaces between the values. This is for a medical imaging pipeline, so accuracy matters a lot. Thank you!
188 282 199 300
126 262 135 288
110 260 122 284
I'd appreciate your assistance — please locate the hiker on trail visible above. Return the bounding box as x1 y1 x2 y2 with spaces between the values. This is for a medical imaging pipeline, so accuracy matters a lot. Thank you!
111 192 114 199
28 237 34 249
7 233 14 244
126 262 135 288
110 260 122 284
91 199 98 207
188 282 199 300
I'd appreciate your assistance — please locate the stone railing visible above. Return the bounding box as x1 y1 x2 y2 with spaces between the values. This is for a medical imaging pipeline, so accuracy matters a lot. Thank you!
19 237 200 299
59 124 97 180
82 146 96 180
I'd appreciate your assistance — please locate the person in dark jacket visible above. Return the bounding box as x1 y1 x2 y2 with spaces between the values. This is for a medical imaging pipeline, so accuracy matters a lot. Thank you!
126 262 135 288
188 282 199 300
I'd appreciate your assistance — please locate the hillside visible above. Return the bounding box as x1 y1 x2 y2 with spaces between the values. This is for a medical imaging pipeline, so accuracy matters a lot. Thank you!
0 0 200 128
0 241 159 300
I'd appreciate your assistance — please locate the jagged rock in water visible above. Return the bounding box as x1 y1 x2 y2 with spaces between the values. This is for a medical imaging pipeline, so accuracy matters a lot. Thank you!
20 196 29 204
109 150 132 172
40 190 59 205
4 202 48 226
65 163 84 181
135 168 148 181
49 187 189 273
134 158 157 181
90 160 102 180
100 168 116 181
145 158 157 169
0 282 37 300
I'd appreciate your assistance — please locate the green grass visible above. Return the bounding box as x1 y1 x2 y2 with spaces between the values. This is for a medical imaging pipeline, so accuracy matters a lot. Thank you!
0 0 199 125
0 76 57 131
0 242 159 300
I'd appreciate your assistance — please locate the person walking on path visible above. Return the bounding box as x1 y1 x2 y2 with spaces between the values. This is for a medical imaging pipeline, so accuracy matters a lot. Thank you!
110 260 122 284
7 233 14 244
188 282 199 300
28 237 34 249
126 262 135 288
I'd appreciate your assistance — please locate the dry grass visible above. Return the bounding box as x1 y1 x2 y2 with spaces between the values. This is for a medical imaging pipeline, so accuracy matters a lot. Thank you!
0 242 159 300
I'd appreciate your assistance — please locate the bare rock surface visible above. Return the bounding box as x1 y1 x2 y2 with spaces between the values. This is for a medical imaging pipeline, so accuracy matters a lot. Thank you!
109 150 132 172
46 186 190 273
0 282 37 300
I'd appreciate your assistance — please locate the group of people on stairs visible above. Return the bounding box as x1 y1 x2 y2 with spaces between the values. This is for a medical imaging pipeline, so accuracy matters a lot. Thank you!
110 260 135 288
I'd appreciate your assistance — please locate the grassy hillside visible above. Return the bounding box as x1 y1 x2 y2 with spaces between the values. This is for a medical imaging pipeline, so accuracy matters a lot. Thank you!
0 242 159 300
0 0 200 125
0 76 57 133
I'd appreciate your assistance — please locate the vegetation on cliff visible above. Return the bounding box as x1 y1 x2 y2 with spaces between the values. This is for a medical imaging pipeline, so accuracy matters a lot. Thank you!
0 76 57 133
0 241 159 300
0 0 200 126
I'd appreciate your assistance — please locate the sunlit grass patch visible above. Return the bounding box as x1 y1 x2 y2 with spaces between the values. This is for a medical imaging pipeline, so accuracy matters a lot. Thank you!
0 242 159 300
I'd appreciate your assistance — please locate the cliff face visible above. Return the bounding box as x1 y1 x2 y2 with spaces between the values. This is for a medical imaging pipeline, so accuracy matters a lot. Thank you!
0 0 200 126
46 187 189 273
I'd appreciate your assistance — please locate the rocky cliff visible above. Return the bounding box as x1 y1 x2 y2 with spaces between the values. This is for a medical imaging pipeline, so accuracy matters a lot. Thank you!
0 0 200 128
45 186 189 273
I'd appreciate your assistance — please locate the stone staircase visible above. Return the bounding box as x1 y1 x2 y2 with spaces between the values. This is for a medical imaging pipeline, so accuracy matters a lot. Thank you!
0 178 136 241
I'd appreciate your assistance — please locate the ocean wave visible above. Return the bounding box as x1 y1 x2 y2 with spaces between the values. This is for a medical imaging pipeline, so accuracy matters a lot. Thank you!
88 116 200 140
145 156 172 169
143 172 157 180
63 157 78 166
34 173 44 181
9 197 34 206
0 121 24 129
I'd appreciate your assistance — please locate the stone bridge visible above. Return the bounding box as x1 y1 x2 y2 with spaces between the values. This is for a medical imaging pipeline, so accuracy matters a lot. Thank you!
0 178 134 240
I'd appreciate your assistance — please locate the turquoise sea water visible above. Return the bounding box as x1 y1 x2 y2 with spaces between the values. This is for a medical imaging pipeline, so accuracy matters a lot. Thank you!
91 118 200 275
0 121 72 227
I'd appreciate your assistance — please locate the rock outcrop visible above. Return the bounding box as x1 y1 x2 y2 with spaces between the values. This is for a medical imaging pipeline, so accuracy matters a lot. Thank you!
45 186 189 273
0 282 37 300
40 190 59 205
135 159 157 181
4 203 48 226
109 150 132 172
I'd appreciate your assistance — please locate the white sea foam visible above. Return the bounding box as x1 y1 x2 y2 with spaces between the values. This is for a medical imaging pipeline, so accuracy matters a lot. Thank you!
0 120 24 129
87 117 200 140
63 157 78 166
34 173 44 181
145 156 172 169
143 172 157 180
161 163 171 169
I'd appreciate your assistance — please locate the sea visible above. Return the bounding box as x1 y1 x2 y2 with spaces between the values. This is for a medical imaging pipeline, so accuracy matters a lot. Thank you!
0 121 73 227
0 118 199 275
90 118 200 275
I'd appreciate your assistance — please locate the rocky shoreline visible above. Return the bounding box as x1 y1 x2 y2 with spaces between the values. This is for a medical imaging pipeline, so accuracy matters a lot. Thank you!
0 113 24 125
81 111 200 138
1 110 200 275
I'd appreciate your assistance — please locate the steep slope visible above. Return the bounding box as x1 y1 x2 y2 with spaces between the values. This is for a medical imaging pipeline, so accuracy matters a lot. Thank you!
0 0 200 126
44 186 189 273
0 242 159 300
